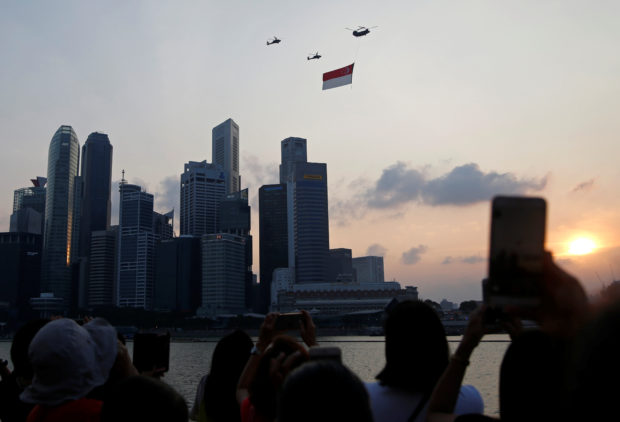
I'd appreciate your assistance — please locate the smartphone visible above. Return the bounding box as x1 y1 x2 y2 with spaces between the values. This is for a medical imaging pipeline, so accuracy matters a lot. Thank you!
132 331 171 373
486 196 546 309
309 346 342 363
274 312 305 331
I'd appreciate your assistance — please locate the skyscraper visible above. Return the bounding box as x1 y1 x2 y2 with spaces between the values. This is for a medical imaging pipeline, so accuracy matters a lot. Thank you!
41 125 80 310
258 184 288 312
78 132 113 258
219 189 253 310
88 228 117 308
180 160 226 236
288 161 329 283
212 119 240 194
352 256 385 283
279 137 307 184
200 233 246 316
117 181 155 309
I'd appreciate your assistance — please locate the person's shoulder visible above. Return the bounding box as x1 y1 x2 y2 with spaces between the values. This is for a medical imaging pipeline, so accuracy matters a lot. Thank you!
455 385 484 415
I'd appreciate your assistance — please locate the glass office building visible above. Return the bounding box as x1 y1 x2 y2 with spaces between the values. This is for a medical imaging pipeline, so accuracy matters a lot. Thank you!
41 125 80 311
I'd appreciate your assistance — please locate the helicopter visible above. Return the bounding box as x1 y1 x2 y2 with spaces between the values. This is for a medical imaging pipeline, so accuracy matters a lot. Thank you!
307 52 321 60
345 26 377 37
266 36 281 45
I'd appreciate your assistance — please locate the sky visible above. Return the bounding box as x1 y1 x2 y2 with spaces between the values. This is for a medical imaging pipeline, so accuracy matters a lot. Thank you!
2 1 619 303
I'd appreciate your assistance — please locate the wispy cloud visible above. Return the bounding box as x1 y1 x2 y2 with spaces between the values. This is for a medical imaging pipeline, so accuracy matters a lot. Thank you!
154 175 178 213
442 255 486 265
366 243 387 257
571 178 595 193
402 244 428 265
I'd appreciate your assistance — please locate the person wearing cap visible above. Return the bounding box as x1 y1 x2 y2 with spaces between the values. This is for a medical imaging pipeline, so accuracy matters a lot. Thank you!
20 318 127 422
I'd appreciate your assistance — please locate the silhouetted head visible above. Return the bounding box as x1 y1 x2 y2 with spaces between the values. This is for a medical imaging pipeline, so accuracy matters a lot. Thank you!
499 330 566 422
101 375 188 422
377 300 449 392
204 330 253 422
568 301 620 421
10 319 49 383
20 318 118 406
278 360 373 422
249 335 309 421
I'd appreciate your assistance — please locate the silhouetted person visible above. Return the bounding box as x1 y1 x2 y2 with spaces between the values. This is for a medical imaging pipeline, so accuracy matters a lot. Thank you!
367 300 482 422
278 360 373 422
101 375 188 422
0 319 49 422
190 330 253 422
20 318 118 422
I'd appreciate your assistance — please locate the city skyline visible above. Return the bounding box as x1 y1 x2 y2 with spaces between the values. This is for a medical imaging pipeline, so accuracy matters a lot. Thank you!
2 1 619 303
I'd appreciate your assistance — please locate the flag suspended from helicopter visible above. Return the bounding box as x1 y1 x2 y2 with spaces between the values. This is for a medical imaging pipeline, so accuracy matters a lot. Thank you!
322 63 354 90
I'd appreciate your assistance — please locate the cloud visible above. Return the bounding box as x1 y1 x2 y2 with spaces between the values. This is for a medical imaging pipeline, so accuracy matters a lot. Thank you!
421 163 547 206
402 244 428 265
242 153 278 209
154 175 179 214
461 255 486 264
571 178 595 193
442 256 454 265
366 243 387 257
362 162 547 210
365 162 425 208
442 255 486 265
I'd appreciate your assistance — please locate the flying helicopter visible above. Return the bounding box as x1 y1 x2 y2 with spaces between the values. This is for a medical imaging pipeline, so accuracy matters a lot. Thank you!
345 26 378 37
307 52 321 60
266 36 281 45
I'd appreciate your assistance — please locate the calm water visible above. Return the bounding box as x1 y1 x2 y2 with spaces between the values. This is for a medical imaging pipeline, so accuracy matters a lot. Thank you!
0 334 510 416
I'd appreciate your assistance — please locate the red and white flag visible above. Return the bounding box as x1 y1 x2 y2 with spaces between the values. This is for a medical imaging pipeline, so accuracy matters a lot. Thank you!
322 63 354 90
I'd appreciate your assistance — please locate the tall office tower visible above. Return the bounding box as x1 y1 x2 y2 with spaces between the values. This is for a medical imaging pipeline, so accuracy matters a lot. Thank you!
117 181 155 309
279 137 307 184
212 118 240 194
218 189 253 309
41 125 80 311
258 184 288 313
11 177 46 235
0 232 42 324
288 162 329 283
180 160 226 236
352 256 385 283
13 177 47 211
87 228 117 308
78 132 113 258
153 211 174 240
200 233 246 316
328 248 354 282
153 236 202 314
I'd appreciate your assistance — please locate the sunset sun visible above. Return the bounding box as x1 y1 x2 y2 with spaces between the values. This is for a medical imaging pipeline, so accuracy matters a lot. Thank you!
568 238 597 255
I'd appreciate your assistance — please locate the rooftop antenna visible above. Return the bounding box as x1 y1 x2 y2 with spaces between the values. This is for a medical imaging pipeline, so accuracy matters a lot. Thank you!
121 169 127 185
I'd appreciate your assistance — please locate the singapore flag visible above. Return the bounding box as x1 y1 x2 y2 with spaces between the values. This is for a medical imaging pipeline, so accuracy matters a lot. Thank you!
322 63 354 90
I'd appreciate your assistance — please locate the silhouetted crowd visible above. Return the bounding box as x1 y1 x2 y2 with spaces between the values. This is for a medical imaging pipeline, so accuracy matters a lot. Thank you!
1 251 619 422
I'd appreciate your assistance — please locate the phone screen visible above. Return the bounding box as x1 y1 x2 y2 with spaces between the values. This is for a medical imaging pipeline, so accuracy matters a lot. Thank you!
487 196 546 308
274 313 304 331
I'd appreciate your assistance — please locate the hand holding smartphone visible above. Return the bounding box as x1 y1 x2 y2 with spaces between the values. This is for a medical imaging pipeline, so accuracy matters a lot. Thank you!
274 312 306 331
486 196 546 309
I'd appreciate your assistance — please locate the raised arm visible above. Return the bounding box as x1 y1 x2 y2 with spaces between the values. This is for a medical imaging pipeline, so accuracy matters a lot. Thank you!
236 312 278 406
427 306 486 422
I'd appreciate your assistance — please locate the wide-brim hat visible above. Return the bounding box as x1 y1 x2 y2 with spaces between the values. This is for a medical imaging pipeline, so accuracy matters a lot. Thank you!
20 318 118 406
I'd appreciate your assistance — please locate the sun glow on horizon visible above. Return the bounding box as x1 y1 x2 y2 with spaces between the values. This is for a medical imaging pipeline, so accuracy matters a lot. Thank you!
568 237 597 255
